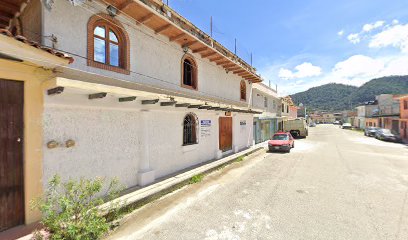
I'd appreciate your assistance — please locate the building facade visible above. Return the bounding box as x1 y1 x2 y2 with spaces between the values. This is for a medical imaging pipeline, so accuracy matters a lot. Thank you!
399 96 408 142
0 0 263 231
251 83 280 144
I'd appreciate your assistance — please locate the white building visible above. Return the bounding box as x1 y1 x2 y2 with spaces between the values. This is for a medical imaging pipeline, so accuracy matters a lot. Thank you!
0 0 263 230
251 83 280 143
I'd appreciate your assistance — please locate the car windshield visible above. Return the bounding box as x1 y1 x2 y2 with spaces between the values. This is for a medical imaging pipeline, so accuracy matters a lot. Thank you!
272 135 289 140
381 129 392 134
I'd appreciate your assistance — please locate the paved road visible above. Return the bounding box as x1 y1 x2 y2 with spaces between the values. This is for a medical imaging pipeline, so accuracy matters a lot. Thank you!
108 125 408 240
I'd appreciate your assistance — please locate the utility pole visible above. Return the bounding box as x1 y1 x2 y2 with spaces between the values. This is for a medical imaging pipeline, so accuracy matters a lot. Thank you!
234 38 237 55
250 53 253 66
210 16 213 38
166 0 169 5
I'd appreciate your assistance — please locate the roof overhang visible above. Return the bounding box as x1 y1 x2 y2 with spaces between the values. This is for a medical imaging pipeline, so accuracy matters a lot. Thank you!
43 77 258 114
0 33 72 67
102 0 262 83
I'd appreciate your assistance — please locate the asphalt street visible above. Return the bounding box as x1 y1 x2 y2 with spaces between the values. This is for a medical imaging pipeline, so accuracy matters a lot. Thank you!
107 124 408 240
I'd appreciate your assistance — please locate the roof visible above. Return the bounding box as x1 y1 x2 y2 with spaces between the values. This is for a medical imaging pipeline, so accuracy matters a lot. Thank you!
104 0 262 83
0 28 74 63
0 0 24 29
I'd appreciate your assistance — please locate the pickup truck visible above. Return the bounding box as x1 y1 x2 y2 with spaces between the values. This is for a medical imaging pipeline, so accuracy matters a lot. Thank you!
283 118 308 138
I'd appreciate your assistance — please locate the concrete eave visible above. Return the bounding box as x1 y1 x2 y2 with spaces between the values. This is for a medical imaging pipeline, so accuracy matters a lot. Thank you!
43 77 255 112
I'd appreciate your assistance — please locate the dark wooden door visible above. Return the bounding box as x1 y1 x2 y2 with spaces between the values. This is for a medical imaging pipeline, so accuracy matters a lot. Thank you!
219 117 232 152
0 79 24 232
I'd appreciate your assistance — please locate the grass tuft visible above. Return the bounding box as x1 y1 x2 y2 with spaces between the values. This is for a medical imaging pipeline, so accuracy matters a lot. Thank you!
189 174 204 184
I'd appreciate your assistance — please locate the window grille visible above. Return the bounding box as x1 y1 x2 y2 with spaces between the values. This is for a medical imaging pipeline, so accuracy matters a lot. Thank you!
183 114 197 145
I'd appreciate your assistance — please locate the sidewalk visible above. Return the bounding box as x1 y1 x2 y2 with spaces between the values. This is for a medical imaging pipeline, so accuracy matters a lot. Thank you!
15 142 267 240
98 143 266 213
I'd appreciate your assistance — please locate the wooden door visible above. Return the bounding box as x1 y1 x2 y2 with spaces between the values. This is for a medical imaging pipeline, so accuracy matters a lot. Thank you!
0 79 24 232
219 117 232 151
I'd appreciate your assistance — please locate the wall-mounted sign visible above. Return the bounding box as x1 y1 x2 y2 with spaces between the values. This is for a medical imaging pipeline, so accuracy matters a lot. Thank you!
240 120 246 126
201 120 211 126
200 120 211 137
225 112 232 116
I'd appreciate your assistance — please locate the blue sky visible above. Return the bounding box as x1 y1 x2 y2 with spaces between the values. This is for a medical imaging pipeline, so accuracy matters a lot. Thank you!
169 0 408 95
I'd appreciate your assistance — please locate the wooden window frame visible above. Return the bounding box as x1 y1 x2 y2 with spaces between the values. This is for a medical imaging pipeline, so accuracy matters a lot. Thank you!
181 54 198 90
87 14 130 75
240 80 246 101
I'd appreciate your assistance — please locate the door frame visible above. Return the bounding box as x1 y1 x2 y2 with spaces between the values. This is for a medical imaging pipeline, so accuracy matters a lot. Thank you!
0 59 47 226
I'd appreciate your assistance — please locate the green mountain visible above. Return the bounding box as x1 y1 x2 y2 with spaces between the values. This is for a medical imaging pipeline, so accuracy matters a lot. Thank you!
290 76 408 111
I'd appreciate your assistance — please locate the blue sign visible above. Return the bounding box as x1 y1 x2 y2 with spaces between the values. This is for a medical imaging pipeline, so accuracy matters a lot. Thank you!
201 120 211 126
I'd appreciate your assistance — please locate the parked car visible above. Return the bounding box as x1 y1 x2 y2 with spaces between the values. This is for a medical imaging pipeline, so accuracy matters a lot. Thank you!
364 127 379 137
309 122 317 127
340 123 352 129
333 121 340 125
375 129 402 142
268 132 295 153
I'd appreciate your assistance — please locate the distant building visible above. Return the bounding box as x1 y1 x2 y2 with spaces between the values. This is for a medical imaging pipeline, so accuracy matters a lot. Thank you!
375 94 401 132
310 112 335 123
279 96 297 130
399 96 408 142
354 101 378 129
251 83 280 143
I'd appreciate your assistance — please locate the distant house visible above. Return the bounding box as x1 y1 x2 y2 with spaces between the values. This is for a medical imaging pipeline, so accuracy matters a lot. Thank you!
251 83 280 143
279 96 297 129
354 101 378 129
399 96 408 142
373 94 401 132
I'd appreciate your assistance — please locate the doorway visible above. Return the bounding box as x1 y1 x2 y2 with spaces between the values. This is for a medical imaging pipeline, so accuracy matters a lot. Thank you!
0 79 25 231
219 117 232 152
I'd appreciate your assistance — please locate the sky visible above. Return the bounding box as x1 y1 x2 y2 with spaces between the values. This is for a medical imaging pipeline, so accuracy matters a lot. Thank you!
169 0 408 96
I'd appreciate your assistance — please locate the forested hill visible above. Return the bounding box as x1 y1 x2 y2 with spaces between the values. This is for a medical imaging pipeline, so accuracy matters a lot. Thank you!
290 76 408 111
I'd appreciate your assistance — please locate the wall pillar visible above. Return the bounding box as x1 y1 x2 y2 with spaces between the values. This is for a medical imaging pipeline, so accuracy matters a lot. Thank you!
137 110 155 186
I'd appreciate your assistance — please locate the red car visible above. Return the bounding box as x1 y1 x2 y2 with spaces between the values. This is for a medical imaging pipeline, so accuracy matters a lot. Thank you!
268 132 295 153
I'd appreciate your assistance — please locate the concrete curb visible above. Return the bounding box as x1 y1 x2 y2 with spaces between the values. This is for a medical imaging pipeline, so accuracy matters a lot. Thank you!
99 146 264 214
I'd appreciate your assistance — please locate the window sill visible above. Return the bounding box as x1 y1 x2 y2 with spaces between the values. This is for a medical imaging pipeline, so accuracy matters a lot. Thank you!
182 143 198 153
87 60 130 75
181 84 198 91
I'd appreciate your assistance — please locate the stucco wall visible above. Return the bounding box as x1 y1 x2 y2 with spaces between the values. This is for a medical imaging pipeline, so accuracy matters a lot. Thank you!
43 96 253 188
43 106 141 188
41 0 250 105
252 88 279 114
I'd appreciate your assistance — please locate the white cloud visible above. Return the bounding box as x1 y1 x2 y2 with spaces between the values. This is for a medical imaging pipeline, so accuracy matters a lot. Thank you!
332 55 384 78
369 23 408 53
392 19 399 25
362 20 385 32
337 30 344 36
262 54 408 95
278 62 322 80
347 33 360 44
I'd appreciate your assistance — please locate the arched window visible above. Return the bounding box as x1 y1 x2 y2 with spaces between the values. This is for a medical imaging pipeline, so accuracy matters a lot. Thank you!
87 14 130 74
181 55 197 89
183 113 197 145
240 80 246 101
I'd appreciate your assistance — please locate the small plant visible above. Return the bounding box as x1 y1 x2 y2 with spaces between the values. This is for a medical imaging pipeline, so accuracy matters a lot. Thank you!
189 174 204 184
31 175 124 240
235 156 245 162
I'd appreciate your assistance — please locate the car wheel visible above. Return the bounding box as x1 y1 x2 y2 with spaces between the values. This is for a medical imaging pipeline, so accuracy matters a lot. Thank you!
292 143 295 148
287 148 291 153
